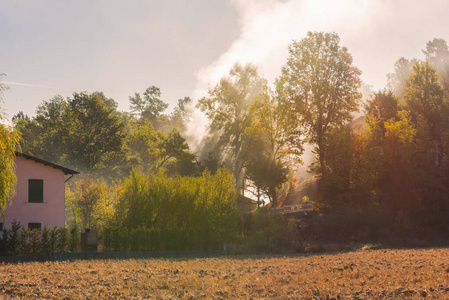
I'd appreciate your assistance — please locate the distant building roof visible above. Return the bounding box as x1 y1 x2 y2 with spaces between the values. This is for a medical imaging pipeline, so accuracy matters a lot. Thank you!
237 194 258 213
15 152 80 175
349 115 366 134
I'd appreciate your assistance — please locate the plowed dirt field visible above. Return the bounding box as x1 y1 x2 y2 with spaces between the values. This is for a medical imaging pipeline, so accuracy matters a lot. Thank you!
1 247 449 299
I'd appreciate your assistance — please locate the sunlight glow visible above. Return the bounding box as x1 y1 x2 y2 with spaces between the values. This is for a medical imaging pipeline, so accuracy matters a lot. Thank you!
187 0 378 149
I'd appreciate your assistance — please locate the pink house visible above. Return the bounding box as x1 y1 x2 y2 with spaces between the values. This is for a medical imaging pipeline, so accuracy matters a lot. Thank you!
1 152 79 230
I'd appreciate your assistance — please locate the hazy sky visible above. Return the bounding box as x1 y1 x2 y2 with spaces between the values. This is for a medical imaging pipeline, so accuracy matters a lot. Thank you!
1 0 449 123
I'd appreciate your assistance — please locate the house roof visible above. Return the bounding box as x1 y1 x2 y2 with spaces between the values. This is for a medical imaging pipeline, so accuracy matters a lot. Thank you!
237 194 258 204
15 152 80 175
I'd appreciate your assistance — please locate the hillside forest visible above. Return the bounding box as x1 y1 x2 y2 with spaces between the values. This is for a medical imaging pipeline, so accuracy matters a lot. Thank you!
2 32 449 251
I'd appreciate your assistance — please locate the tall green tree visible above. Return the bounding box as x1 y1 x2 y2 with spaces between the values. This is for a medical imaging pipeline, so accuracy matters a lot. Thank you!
387 57 418 99
276 31 362 173
129 86 169 130
124 120 196 176
64 92 125 172
13 92 125 175
364 90 399 132
403 62 446 147
34 95 67 162
423 38 449 93
124 119 164 172
383 110 419 212
198 63 266 189
361 90 401 201
402 62 449 223
157 129 196 172
243 87 303 205
319 91 399 214
66 178 114 230
169 96 192 132
12 96 67 162
12 111 40 156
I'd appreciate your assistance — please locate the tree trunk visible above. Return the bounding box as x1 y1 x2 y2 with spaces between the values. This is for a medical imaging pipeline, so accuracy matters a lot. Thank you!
317 134 326 173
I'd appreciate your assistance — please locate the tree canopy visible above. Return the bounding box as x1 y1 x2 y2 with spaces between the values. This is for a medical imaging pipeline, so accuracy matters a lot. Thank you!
243 86 303 205
276 31 362 173
198 63 266 189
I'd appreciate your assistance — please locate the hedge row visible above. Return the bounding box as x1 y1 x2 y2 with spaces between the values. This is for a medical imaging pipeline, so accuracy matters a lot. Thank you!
0 221 80 256
103 226 223 252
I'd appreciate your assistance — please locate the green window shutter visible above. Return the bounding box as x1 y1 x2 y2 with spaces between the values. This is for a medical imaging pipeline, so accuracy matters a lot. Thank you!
28 179 44 203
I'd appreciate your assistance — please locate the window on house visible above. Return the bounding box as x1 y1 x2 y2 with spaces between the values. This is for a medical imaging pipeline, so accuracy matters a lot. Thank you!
28 223 41 230
28 179 44 203
0 222 3 231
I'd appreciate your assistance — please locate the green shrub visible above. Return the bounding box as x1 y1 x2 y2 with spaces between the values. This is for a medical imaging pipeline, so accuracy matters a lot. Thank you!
109 226 120 251
29 229 41 255
9 221 21 255
118 227 129 251
129 227 141 251
148 228 161 250
41 227 51 255
57 227 68 253
0 224 76 257
69 224 80 252
19 227 31 255
0 229 9 255
103 228 111 251
114 168 239 251
50 227 58 254
241 210 300 253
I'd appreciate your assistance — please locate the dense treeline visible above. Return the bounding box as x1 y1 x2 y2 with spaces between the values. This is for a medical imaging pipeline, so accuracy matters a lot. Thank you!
2 32 449 251
13 90 197 178
315 38 449 241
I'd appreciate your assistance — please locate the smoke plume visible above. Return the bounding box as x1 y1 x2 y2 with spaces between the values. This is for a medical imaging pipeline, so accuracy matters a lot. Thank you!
185 0 379 151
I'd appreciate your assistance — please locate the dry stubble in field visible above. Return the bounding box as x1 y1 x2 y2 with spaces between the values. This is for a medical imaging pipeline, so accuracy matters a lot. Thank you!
1 247 449 299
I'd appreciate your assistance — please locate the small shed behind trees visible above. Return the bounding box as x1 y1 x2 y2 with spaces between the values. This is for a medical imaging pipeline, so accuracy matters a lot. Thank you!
81 228 98 252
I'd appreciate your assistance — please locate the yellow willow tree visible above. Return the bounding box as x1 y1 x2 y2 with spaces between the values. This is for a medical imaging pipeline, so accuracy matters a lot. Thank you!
0 75 21 217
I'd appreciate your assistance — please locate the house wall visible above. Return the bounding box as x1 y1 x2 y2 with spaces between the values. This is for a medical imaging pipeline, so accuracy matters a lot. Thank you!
2 156 66 229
